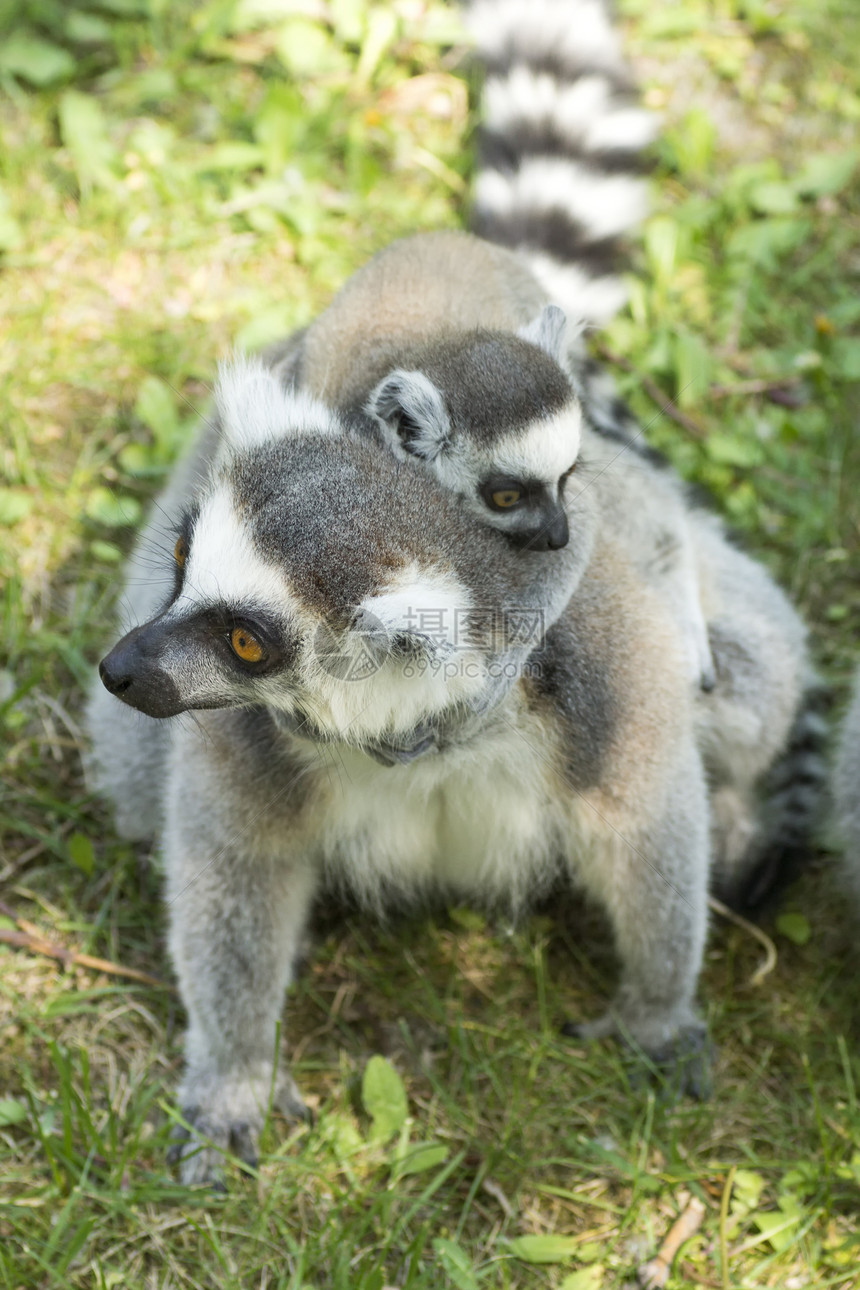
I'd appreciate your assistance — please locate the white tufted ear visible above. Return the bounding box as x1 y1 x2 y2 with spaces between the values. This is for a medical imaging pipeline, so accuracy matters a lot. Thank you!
366 369 453 462
516 304 571 362
216 354 341 451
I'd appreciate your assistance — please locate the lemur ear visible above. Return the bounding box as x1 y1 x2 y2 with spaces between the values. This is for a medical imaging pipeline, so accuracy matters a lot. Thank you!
367 370 452 462
517 304 568 362
216 354 340 452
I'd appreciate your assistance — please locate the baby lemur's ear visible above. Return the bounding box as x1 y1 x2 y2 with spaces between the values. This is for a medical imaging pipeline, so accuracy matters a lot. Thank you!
367 370 452 462
517 304 568 362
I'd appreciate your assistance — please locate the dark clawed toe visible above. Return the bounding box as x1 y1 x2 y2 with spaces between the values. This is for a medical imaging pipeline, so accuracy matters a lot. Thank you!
649 1031 713 1103
560 1019 584 1040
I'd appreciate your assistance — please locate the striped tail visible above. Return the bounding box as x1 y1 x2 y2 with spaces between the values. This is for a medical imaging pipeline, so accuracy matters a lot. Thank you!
467 0 658 326
721 679 831 914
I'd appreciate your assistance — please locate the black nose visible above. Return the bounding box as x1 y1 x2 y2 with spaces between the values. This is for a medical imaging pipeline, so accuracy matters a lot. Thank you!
97 620 185 717
518 508 570 552
99 657 134 697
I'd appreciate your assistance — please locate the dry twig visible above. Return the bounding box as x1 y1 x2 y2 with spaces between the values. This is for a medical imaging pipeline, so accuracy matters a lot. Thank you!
595 343 708 439
707 895 778 987
0 899 170 990
637 1196 707 1289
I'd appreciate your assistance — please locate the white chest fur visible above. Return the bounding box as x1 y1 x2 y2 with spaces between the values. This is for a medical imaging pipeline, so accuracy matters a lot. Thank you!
311 711 570 912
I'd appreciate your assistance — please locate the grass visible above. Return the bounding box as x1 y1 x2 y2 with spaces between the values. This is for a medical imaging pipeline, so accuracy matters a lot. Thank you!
1 0 860 1285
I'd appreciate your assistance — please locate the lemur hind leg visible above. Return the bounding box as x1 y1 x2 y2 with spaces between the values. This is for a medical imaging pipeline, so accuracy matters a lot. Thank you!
564 747 712 1098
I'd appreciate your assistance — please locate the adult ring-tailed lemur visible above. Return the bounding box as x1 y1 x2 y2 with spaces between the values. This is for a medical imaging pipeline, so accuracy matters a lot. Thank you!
87 0 824 1186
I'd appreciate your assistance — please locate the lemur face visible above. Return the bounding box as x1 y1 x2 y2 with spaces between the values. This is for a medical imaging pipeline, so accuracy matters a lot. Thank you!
365 311 582 555
478 461 576 552
98 428 553 744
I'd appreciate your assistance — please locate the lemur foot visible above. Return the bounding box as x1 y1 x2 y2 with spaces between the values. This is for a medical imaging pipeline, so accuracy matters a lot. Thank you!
562 1016 711 1101
169 1068 310 1186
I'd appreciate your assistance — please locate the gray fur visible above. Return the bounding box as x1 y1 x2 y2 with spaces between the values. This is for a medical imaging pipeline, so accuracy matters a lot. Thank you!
273 232 714 686
516 303 568 361
88 380 811 1184
834 668 860 900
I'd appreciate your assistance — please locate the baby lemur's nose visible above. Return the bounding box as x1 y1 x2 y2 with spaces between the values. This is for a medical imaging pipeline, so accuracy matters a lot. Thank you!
99 657 134 697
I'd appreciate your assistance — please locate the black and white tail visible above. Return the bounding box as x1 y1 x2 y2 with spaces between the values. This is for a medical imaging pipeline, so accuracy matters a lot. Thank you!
723 679 831 914
467 0 657 326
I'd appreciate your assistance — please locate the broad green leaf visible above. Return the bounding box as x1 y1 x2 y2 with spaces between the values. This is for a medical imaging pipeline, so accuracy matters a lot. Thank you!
561 1268 604 1290
195 143 265 173
704 433 763 469
432 1237 481 1290
645 216 679 286
85 488 142 528
0 1099 29 1128
66 12 112 43
395 1140 448 1176
356 7 398 83
59 91 118 195
118 443 165 478
727 218 809 267
275 20 351 77
748 182 800 216
68 833 95 876
253 85 305 173
673 108 717 174
775 911 811 945
0 488 33 525
0 34 75 86
795 150 858 198
733 1168 765 1209
331 0 367 44
753 1195 804 1252
832 338 860 381
507 1235 579 1264
673 330 712 408
89 540 122 564
641 8 700 38
323 1111 364 1163
232 0 303 32
362 1055 408 1142
134 376 179 451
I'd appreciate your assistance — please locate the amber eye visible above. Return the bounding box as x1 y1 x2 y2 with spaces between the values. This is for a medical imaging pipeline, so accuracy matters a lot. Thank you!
230 626 266 663
491 488 523 509
174 536 188 568
560 461 577 481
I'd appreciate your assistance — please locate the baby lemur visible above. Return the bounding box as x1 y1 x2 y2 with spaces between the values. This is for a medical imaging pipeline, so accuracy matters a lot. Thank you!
264 231 715 692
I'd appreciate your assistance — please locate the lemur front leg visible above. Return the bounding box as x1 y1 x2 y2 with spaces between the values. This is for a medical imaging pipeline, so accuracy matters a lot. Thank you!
163 768 318 1185
567 747 711 1097
652 537 715 693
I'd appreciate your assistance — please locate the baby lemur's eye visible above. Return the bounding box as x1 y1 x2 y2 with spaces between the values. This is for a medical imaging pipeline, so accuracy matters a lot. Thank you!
174 536 188 568
490 488 523 510
230 626 266 664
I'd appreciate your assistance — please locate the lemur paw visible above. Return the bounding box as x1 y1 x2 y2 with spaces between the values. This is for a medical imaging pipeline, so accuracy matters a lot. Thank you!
648 1026 713 1102
562 1016 711 1101
170 1069 310 1186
